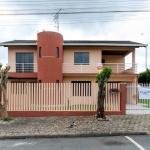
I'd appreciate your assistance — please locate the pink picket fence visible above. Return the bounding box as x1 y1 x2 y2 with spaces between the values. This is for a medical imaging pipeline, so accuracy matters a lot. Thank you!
1 83 121 112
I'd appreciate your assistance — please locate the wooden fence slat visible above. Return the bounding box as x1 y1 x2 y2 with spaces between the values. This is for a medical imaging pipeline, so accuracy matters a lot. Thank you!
34 83 36 111
105 83 108 111
54 83 56 111
35 83 37 111
28 83 30 111
63 83 65 111
20 83 22 111
8 83 10 111
14 83 16 111
38 83 40 111
48 83 50 111
51 83 53 111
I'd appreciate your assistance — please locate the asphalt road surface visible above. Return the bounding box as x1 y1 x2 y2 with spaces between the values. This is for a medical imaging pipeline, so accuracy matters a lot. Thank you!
0 135 150 150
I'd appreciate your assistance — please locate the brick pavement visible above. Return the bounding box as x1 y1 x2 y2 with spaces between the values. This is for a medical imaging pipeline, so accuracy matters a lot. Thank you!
0 115 150 138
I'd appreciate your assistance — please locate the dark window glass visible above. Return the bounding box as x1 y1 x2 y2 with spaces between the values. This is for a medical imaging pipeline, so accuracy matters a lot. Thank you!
16 53 20 64
102 59 105 63
74 52 89 64
56 80 59 89
56 80 59 83
24 53 29 62
39 47 42 57
56 47 59 58
71 81 91 96
16 53 33 73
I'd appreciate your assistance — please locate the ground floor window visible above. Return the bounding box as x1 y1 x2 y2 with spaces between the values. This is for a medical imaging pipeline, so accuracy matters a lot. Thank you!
71 81 91 96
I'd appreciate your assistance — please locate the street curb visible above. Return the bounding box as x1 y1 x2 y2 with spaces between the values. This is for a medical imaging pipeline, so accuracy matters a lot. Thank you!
0 132 147 139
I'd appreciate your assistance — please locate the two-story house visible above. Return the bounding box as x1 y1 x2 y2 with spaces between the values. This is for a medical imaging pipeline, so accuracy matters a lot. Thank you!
0 31 147 85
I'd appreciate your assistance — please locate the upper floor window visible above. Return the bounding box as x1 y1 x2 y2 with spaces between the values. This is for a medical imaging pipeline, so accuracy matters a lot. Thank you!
74 52 89 64
39 47 42 58
56 47 59 58
16 53 33 73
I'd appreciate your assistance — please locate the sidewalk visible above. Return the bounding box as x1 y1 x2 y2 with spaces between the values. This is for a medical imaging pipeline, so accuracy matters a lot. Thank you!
0 115 150 139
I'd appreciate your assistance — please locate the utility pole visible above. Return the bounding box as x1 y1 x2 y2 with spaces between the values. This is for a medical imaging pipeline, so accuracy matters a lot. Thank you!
141 33 148 71
54 9 61 32
146 45 148 70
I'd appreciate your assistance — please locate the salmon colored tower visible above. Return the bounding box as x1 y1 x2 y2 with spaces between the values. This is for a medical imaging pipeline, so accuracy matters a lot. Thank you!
37 31 63 83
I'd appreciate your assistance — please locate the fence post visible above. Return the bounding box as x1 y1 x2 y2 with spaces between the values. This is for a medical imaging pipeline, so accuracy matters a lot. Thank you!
120 83 127 115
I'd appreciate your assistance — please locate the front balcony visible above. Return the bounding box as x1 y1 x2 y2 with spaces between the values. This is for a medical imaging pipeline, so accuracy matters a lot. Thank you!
7 63 137 74
8 63 37 73
63 63 137 74
7 63 37 79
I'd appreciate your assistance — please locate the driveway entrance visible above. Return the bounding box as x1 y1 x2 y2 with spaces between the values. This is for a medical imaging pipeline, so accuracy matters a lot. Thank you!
126 83 150 114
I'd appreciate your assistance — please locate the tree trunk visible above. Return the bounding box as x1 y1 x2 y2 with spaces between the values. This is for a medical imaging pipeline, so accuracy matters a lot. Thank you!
1 106 8 121
0 64 10 120
1 85 8 120
96 67 111 120
97 83 106 119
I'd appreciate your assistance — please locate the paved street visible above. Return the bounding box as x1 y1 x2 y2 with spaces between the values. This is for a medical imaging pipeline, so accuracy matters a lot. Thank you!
0 135 150 150
0 115 150 138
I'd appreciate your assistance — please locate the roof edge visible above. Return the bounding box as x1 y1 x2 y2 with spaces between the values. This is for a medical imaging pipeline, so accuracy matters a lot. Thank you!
63 43 147 47
0 40 148 47
0 43 37 46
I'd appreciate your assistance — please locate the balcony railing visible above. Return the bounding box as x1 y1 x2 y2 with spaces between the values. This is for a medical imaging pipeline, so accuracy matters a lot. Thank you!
7 63 137 74
63 63 137 74
8 63 37 73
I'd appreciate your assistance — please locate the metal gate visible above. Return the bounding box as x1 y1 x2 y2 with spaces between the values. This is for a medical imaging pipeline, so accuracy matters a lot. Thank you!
126 83 150 114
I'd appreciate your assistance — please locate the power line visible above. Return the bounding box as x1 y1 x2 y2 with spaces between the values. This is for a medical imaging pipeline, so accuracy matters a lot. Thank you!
0 0 150 27
1 4 150 12
1 15 150 26
0 1 150 6
0 0 149 2
1 12 150 22
1 9 150 16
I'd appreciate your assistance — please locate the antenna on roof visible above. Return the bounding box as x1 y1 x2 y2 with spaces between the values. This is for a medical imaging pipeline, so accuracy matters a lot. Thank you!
54 9 61 33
